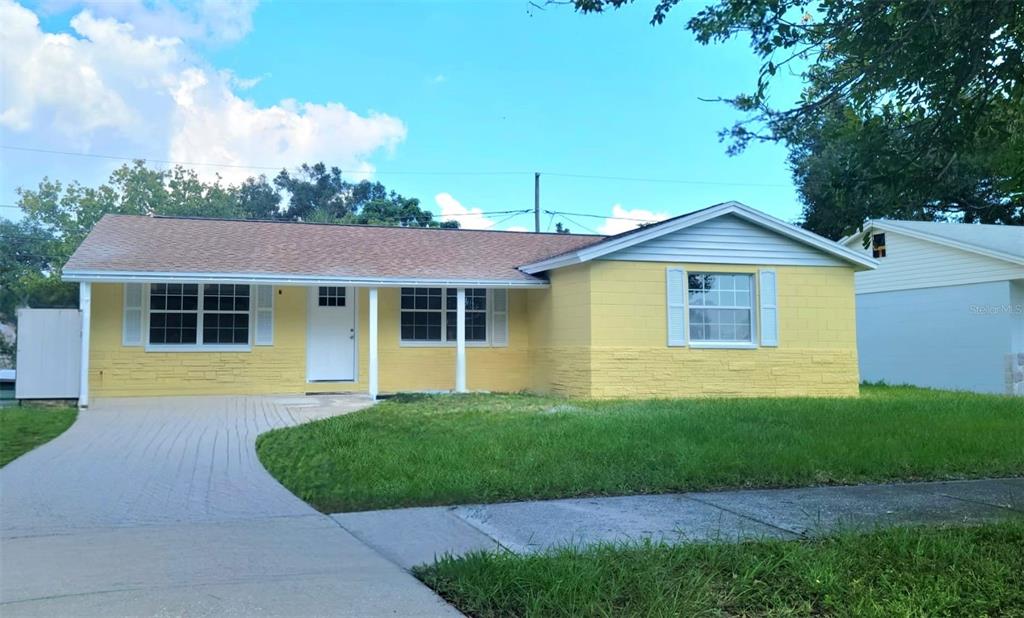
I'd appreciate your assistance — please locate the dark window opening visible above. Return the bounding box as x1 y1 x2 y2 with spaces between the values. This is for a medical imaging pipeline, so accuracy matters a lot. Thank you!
871 233 887 258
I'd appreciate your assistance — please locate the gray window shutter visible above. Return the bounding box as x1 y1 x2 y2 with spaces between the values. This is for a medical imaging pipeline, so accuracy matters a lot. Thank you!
255 285 274 345
122 283 143 346
666 268 687 346
490 289 508 347
759 269 778 347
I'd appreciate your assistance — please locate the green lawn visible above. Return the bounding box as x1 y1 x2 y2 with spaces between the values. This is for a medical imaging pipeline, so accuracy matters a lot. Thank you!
257 386 1024 513
0 405 77 467
415 521 1024 617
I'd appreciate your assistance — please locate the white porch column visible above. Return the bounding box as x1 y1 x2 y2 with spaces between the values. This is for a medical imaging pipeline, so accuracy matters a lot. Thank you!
455 287 467 393
368 287 379 400
78 281 91 408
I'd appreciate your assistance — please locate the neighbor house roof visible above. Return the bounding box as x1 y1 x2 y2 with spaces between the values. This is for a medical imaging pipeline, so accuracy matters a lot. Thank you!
844 220 1024 266
63 215 605 287
519 201 878 273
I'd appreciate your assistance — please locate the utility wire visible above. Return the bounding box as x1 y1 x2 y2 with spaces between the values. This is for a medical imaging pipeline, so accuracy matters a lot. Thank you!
545 209 664 223
0 204 529 219
0 145 528 177
554 213 601 235
543 172 791 188
483 210 531 230
2 145 795 188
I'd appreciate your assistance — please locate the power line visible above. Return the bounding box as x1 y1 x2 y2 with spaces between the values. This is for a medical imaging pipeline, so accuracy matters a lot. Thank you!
2 145 796 188
0 204 527 219
554 213 601 235
545 209 664 223
0 145 528 177
543 172 791 188
484 210 531 230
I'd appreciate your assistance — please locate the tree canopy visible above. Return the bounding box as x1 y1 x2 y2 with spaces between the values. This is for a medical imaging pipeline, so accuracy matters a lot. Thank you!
1 161 452 324
572 0 1024 237
274 163 457 227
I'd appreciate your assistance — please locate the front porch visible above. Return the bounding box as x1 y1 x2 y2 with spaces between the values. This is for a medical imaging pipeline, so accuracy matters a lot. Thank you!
76 281 532 405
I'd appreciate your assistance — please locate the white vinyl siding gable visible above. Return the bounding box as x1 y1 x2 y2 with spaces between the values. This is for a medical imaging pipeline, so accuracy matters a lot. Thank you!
602 214 845 267
846 231 1024 294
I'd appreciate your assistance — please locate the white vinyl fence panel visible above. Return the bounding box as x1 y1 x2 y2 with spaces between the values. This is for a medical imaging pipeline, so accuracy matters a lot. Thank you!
15 308 81 399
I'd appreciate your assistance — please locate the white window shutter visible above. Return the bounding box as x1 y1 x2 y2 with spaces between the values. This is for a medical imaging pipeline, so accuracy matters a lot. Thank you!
759 269 778 347
255 285 274 345
490 289 508 347
122 283 143 346
666 268 687 346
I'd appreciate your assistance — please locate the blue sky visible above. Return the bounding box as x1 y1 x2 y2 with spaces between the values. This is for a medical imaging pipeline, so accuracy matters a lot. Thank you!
1 0 803 233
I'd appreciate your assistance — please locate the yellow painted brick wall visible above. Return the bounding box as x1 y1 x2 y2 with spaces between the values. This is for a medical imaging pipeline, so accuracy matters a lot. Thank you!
526 264 592 397
585 261 860 398
89 284 531 397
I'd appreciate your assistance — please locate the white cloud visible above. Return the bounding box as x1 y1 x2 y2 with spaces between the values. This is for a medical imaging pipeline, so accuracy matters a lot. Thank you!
434 193 495 229
597 204 671 235
430 74 446 84
37 0 258 43
0 0 407 185
505 225 529 232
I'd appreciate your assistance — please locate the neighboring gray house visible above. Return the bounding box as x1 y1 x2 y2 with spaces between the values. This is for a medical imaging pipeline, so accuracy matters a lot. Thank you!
842 220 1024 395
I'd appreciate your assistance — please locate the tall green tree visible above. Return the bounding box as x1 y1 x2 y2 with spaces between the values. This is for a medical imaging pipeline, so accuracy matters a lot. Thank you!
236 175 282 220
2 161 452 324
275 163 456 227
572 0 1024 237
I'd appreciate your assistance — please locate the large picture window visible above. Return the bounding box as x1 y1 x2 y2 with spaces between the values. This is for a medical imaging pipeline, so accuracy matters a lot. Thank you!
687 273 754 344
148 283 250 348
400 287 487 343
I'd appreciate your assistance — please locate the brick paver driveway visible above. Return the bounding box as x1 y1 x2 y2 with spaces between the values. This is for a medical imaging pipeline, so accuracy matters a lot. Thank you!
0 395 458 617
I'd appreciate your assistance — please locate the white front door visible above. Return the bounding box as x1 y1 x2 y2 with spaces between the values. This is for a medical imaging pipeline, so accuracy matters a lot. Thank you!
307 286 356 381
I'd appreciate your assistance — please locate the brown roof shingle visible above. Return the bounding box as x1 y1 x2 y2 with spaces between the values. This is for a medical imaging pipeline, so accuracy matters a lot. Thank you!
64 215 604 284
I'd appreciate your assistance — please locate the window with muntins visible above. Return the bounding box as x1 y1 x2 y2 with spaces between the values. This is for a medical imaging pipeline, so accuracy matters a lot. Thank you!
446 288 487 342
149 284 199 344
148 283 250 347
202 284 250 344
318 286 346 307
400 287 487 343
687 273 754 344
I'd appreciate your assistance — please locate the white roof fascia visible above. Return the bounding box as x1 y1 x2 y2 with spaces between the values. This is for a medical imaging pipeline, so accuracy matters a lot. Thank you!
61 270 550 288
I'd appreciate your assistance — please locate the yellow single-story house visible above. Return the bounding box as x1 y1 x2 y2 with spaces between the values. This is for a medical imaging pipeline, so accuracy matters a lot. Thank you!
63 201 877 406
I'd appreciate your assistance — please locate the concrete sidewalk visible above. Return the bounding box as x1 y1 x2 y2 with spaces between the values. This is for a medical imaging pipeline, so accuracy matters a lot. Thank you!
332 477 1024 569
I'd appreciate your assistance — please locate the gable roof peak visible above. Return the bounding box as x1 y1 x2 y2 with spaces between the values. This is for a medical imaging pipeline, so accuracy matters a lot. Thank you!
519 201 877 273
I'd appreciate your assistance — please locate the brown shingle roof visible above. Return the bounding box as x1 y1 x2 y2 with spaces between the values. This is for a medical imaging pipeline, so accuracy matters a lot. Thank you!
64 215 605 284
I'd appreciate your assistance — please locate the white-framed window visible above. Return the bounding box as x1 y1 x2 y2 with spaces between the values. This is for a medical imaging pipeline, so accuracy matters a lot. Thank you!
400 287 488 344
147 283 251 349
687 273 755 345
149 283 199 345
318 286 347 307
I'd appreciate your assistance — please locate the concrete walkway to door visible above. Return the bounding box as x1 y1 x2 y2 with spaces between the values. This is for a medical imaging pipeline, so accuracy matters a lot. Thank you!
334 477 1024 570
0 395 458 617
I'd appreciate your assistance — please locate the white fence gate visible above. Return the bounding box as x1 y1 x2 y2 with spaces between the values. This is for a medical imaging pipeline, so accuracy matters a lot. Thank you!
15 308 81 400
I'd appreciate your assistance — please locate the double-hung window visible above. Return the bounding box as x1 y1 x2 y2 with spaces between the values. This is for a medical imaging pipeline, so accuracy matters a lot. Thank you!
148 283 250 348
149 284 199 345
400 287 487 344
687 273 754 344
